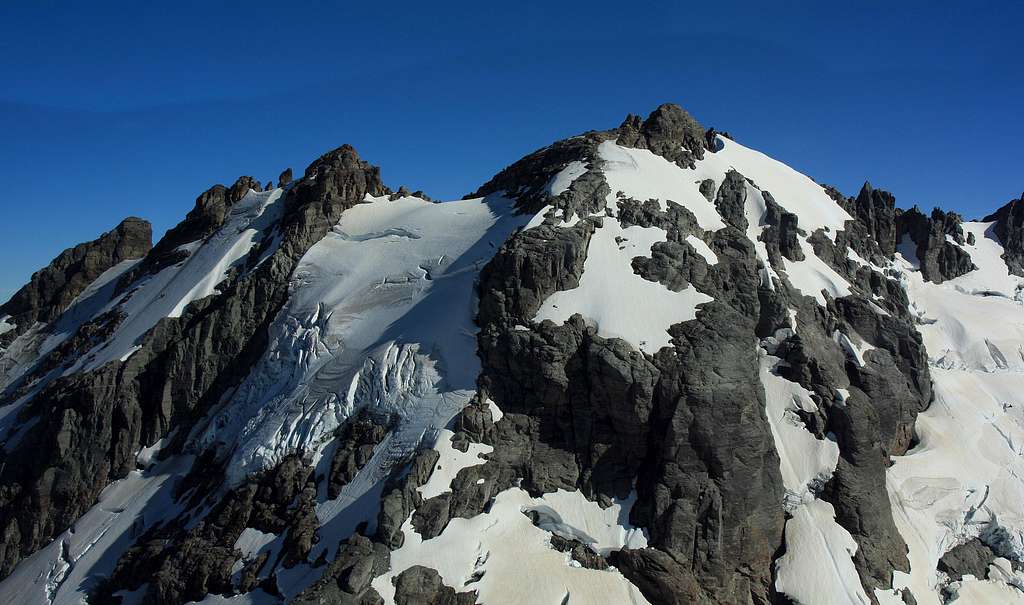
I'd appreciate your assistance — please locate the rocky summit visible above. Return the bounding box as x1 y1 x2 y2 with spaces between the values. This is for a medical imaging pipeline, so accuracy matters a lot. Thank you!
0 104 1022 605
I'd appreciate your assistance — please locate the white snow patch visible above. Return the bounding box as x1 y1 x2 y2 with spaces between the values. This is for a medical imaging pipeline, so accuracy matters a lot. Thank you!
372 487 650 604
522 489 648 555
533 216 713 354
233 528 278 559
598 141 726 230
834 330 876 367
486 398 504 423
523 204 554 230
787 238 853 305
685 234 718 265
759 351 839 508
775 499 872 605
418 429 492 500
548 160 587 196
0 316 14 336
135 430 176 469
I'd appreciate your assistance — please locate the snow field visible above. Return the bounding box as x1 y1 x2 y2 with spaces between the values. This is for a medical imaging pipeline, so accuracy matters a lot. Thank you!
879 221 1024 603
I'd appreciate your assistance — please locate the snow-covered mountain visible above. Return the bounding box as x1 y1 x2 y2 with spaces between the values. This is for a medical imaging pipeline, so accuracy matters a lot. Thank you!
0 104 1022 605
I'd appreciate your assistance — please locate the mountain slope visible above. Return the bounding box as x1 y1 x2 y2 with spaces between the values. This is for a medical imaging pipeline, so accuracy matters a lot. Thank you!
0 105 1021 605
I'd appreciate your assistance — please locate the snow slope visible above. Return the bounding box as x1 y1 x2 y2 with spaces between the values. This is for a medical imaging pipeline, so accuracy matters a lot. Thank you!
68 186 285 374
0 453 193 605
187 193 529 484
877 222 1024 604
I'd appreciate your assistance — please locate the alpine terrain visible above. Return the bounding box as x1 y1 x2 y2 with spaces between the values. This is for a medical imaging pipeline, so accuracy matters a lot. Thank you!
0 104 1022 605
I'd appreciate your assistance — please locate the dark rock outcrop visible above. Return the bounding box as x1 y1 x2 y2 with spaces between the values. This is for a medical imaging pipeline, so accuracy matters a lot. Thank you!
474 134 787 604
896 206 976 283
279 168 293 188
0 217 151 335
937 538 1000 581
392 565 475 605
293 534 389 605
547 533 609 570
713 170 749 231
841 182 898 261
983 192 1024 276
761 191 805 262
617 103 707 169
328 411 393 499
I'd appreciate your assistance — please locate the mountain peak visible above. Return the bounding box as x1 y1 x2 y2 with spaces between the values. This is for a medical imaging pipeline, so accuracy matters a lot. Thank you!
616 102 707 168
2 108 1024 605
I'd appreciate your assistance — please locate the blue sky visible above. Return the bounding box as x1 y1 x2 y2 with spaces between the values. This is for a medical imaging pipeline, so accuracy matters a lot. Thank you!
1 1 1021 301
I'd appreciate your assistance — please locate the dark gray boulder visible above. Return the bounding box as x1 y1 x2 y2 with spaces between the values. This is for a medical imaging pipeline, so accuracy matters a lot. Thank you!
292 535 389 605
392 565 475 605
713 170 749 231
937 538 1000 581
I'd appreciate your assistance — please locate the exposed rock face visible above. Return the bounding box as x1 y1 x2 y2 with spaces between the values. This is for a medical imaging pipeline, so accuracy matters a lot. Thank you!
327 411 393 499
0 145 387 579
761 191 804 262
983 192 1024 276
937 538 1000 581
293 534 389 605
713 169 749 230
391 566 475 605
841 182 898 260
896 206 976 283
471 118 787 604
0 216 151 334
279 167 293 188
616 103 707 169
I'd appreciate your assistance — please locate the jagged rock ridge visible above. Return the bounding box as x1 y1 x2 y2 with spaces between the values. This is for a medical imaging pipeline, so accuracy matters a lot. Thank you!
0 104 1022 605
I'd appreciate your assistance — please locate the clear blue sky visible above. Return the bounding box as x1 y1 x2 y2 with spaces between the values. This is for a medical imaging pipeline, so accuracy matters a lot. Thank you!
1 1 1021 302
